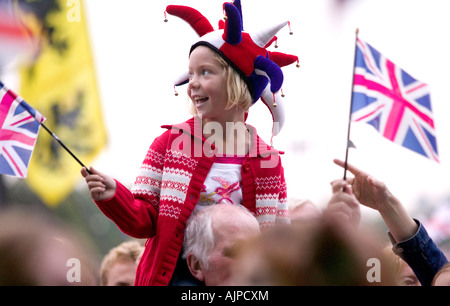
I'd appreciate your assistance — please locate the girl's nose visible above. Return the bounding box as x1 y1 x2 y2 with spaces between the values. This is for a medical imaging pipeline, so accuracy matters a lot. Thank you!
188 76 199 88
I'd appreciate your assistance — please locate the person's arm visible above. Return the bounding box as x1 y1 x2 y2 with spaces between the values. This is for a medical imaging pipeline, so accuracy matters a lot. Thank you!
80 133 169 238
388 219 448 286
333 158 448 286
370 185 418 242
81 166 117 201
81 167 158 238
332 159 417 240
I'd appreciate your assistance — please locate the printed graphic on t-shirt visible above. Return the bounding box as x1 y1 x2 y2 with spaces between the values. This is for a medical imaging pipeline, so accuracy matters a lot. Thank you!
194 158 244 212
200 177 241 205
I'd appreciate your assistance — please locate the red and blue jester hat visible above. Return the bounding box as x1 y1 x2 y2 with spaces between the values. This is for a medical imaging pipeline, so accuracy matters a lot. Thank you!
164 0 299 137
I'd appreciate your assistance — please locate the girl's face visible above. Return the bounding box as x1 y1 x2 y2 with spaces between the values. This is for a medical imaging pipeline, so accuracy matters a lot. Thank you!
187 46 232 124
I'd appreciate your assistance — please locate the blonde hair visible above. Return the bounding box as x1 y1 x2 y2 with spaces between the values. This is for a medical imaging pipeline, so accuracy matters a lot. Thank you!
432 262 450 285
100 240 144 286
189 49 253 115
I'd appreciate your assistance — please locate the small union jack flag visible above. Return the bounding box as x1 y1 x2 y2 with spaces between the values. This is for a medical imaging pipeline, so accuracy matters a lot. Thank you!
351 38 439 162
0 81 45 178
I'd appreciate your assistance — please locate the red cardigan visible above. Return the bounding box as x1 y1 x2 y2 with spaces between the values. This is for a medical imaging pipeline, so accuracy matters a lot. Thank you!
94 117 289 285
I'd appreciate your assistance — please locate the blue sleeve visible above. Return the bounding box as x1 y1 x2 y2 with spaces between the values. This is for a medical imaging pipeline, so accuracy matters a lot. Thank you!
388 219 448 286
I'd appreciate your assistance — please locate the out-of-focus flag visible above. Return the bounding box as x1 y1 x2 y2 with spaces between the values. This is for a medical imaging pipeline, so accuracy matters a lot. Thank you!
351 37 439 162
0 82 44 178
0 1 40 72
16 0 107 206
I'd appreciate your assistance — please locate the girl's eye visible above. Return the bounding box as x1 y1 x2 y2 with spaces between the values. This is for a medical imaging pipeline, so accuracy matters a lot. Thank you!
188 70 210 80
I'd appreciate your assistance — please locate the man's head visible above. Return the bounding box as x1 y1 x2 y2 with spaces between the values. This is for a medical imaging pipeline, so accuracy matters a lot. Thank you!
183 204 260 286
100 240 144 286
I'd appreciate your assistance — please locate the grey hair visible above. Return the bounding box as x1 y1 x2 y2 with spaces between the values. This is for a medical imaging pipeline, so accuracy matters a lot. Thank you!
182 204 255 269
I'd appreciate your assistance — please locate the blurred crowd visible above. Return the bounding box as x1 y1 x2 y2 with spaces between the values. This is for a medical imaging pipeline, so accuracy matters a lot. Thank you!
1 159 448 286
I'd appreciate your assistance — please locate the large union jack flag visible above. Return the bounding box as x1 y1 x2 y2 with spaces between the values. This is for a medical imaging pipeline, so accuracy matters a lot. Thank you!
0 81 45 178
351 38 439 162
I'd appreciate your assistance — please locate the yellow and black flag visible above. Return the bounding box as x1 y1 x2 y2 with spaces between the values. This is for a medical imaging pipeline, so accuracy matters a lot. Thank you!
17 0 106 206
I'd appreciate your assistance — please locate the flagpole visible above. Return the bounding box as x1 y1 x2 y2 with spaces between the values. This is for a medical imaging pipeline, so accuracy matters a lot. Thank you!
38 122 93 174
343 28 359 182
18 101 93 175
1 81 93 175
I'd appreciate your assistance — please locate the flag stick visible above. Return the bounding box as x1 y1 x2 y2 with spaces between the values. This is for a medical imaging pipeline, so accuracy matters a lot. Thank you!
20 101 93 175
343 28 359 181
38 122 93 174
1 81 93 175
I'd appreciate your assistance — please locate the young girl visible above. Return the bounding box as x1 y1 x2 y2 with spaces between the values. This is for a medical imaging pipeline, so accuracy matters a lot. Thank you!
81 1 298 286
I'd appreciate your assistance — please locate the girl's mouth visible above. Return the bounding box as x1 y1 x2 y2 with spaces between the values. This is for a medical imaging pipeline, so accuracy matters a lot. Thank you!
194 96 209 105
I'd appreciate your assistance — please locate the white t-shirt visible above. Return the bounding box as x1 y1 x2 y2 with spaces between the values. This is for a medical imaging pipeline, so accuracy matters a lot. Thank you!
194 156 245 213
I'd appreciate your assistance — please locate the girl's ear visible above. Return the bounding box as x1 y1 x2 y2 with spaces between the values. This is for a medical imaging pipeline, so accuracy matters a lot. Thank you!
186 253 205 282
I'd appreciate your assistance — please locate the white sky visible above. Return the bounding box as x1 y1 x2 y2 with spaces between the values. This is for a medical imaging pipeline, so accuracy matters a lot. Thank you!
83 0 450 221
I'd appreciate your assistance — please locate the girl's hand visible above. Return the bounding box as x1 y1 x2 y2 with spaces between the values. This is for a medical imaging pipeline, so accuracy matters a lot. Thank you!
81 167 117 201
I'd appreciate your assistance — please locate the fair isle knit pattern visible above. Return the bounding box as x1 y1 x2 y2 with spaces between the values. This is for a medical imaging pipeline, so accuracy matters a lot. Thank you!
160 167 193 203
94 118 289 286
255 175 289 227
131 147 165 210
132 147 198 213
131 122 289 226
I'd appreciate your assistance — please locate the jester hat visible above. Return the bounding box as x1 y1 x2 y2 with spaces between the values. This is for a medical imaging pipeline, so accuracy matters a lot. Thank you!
165 0 299 136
